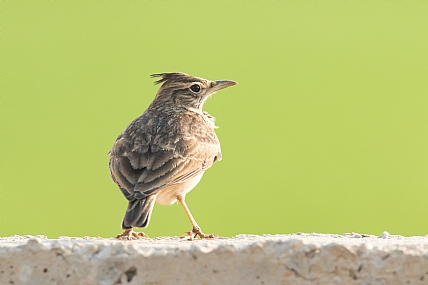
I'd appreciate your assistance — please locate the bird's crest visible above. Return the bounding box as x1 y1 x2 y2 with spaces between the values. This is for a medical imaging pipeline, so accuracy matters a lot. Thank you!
150 72 202 85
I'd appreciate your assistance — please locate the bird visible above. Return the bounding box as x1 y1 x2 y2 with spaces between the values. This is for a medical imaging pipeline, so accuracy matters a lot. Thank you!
109 72 237 240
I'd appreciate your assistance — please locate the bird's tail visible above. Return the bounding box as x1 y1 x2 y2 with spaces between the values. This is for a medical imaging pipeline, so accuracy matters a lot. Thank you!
122 195 156 230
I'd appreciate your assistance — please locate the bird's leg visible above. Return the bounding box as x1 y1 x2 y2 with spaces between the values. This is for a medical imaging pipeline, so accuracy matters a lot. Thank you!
177 194 217 240
116 228 148 240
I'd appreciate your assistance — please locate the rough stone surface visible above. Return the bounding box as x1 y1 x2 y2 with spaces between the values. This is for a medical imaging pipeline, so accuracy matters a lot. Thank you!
1 232 428 285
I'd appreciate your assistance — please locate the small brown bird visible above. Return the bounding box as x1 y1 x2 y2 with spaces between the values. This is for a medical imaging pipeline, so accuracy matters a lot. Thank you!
109 72 237 240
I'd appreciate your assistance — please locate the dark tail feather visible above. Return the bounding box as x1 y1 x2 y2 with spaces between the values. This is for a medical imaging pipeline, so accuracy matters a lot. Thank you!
122 195 156 230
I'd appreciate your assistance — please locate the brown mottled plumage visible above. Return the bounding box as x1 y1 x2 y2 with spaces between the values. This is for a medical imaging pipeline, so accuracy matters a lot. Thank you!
109 72 237 240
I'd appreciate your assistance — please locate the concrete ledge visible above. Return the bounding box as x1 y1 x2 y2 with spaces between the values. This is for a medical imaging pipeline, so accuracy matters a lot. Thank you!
1 232 428 285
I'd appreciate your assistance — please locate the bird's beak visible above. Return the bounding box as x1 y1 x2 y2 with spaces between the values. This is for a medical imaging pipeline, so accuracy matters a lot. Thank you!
211 80 238 92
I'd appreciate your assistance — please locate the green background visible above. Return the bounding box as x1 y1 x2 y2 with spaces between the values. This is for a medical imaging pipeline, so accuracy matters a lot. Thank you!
2 2 427 238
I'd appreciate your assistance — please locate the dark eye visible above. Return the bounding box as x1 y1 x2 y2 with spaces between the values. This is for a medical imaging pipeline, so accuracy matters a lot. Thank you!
190 84 201 93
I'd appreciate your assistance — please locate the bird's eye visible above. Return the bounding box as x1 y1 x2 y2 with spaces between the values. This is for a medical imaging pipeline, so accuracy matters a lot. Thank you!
190 84 201 93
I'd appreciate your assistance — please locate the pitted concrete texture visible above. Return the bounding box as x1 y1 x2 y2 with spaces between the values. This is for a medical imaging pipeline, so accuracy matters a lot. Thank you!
1 232 428 285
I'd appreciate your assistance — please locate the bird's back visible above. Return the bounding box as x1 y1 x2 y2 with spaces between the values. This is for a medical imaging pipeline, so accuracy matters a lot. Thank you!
109 107 221 203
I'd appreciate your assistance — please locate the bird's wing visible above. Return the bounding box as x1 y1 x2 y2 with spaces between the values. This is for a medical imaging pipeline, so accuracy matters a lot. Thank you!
109 113 221 199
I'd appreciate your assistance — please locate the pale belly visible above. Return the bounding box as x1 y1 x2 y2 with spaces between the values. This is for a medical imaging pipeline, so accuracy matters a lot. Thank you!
155 173 204 205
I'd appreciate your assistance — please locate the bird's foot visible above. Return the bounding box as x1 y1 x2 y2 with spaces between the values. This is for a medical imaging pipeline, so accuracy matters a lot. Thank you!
181 226 217 241
116 229 148 240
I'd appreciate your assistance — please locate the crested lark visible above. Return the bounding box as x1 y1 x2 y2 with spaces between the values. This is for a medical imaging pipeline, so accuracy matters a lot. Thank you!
109 72 237 240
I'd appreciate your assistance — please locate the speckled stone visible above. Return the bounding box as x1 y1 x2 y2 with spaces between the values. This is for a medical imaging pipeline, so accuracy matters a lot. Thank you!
1 233 428 285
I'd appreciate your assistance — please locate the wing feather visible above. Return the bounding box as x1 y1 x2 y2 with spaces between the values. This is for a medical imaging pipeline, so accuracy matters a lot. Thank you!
109 111 221 200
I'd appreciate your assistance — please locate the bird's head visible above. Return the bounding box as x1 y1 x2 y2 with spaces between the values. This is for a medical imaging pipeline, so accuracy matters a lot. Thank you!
149 72 237 112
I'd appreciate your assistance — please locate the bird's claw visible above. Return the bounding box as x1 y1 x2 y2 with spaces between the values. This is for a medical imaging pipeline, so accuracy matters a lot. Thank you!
116 229 148 240
181 227 217 241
